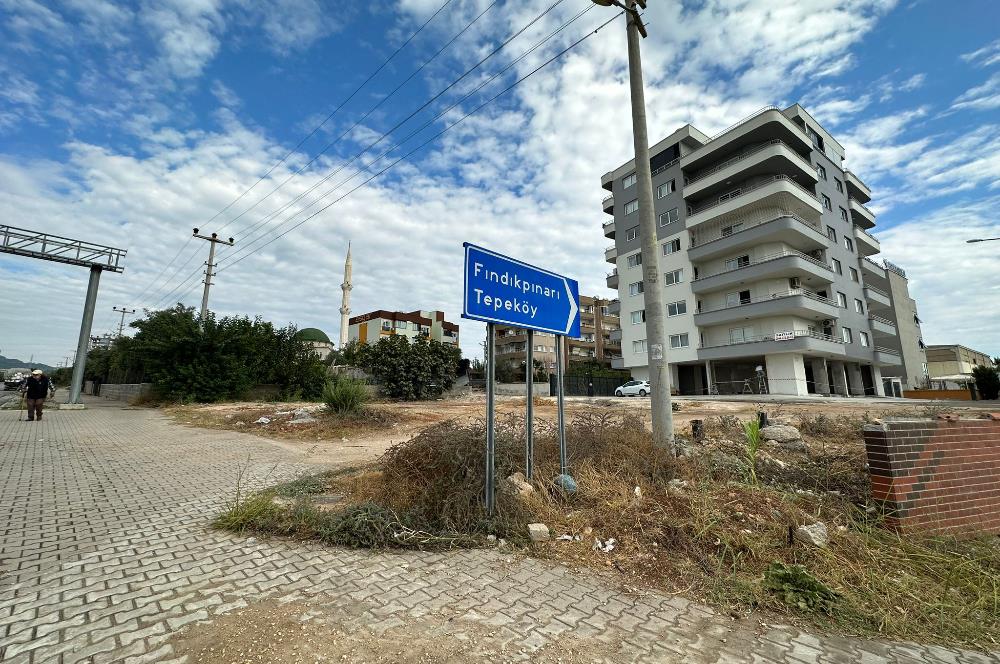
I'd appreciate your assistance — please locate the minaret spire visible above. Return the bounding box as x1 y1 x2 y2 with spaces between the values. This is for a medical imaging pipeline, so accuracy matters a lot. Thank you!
339 242 353 348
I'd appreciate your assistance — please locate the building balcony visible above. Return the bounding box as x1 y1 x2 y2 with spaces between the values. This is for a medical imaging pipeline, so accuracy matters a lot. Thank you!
686 175 822 229
869 314 898 337
606 269 619 289
854 225 880 257
693 289 840 327
681 106 813 172
603 219 616 239
863 285 892 310
688 214 827 262
849 198 876 229
845 170 872 204
697 329 846 361
861 256 887 281
874 346 903 366
602 194 614 215
609 328 622 342
605 244 617 264
607 300 620 315
691 249 835 295
683 140 818 200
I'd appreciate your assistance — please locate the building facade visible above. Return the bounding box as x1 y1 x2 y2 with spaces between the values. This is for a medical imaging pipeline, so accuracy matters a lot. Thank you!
295 327 334 360
494 296 621 376
876 262 928 394
925 344 995 388
601 104 922 397
348 309 459 346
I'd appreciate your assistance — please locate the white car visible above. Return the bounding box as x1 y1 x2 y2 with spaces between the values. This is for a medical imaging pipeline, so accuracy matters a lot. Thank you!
615 380 651 397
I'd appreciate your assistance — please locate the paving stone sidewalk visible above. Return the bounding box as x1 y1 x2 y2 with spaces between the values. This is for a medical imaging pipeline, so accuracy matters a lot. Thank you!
0 399 995 663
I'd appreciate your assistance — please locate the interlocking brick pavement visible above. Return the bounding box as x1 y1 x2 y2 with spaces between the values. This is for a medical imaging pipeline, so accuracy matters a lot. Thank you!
0 398 996 663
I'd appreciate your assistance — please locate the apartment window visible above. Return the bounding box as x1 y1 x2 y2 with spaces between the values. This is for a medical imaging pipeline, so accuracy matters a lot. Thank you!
394 320 407 329
534 344 546 352
854 298 864 314
633 339 646 354
842 327 853 344
657 180 675 198
664 268 684 286
835 178 844 193
816 164 827 180
625 226 639 241
622 172 636 188
729 326 753 344
600 306 610 316
626 252 642 268
381 321 392 331
666 300 687 317
844 237 854 252
832 258 842 274
837 292 847 307
822 194 832 211
659 208 679 227
726 290 751 306
839 206 849 223
721 222 743 237
859 331 870 347
669 333 689 349
826 225 837 241
849 267 859 282
630 310 645 324
662 238 682 255
628 281 644 296
624 199 639 214
725 254 751 271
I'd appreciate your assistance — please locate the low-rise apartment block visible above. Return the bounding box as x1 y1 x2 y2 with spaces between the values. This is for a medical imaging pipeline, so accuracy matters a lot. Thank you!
601 104 925 397
494 296 621 376
348 309 459 346
926 344 995 389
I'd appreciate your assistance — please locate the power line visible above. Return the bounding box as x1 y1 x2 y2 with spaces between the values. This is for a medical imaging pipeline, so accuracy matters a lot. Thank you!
218 10 622 273
215 0 500 240
210 0 459 234
218 0 580 268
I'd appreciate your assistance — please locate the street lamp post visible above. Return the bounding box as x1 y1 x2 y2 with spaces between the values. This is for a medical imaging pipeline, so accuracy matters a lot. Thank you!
592 0 675 452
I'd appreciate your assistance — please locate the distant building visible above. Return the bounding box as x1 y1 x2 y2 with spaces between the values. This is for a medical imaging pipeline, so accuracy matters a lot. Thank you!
348 310 459 346
494 295 622 376
925 344 995 389
296 328 334 360
870 261 928 396
89 334 113 351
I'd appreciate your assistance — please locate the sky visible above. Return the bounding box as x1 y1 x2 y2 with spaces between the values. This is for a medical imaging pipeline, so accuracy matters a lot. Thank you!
0 0 998 366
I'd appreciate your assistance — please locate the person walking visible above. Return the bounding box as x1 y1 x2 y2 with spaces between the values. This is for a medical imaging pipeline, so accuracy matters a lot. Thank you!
22 369 52 422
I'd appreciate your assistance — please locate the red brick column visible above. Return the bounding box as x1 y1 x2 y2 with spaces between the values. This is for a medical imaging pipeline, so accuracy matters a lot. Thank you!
863 415 1000 535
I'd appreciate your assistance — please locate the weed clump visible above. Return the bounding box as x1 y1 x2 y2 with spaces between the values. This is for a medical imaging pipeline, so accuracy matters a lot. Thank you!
323 375 369 415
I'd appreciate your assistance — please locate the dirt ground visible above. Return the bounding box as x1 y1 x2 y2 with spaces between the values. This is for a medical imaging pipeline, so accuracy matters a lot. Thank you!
169 393 992 467
170 598 620 664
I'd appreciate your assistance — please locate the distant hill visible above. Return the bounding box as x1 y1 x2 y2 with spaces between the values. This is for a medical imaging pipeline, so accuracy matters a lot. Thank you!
0 355 56 373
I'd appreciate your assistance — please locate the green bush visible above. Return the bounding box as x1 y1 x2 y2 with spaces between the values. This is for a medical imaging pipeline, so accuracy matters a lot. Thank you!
973 365 1000 400
354 334 461 400
764 562 839 614
323 375 369 415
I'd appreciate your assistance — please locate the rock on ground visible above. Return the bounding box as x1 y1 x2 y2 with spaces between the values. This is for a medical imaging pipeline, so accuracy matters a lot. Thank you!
794 522 829 548
502 472 534 498
760 424 802 443
527 523 550 542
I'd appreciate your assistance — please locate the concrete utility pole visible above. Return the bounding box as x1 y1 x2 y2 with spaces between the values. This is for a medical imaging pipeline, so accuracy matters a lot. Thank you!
592 0 674 451
192 229 234 323
112 306 135 337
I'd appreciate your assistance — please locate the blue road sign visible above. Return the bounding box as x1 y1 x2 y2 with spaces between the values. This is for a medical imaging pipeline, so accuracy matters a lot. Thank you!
462 243 581 337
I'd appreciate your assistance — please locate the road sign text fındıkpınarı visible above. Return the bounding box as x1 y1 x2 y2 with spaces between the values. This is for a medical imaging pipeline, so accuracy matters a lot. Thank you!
472 262 564 320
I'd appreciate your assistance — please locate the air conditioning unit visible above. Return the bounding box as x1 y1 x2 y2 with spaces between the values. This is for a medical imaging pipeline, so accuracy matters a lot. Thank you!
821 319 833 327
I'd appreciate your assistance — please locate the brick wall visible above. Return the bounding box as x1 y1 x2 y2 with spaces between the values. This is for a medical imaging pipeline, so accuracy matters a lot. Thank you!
864 415 1000 535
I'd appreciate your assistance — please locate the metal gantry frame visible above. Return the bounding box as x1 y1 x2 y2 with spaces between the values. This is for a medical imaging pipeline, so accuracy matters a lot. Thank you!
0 225 126 404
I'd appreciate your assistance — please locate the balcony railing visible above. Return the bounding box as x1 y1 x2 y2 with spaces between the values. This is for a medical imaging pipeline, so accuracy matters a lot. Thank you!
874 346 900 355
693 248 832 282
689 212 823 248
862 256 885 272
845 169 871 192
699 329 843 350
883 259 906 278
869 314 897 328
704 105 780 143
864 284 890 298
688 174 818 217
685 139 783 186
603 219 615 230
850 198 877 218
854 224 880 243
696 289 834 315
651 157 680 177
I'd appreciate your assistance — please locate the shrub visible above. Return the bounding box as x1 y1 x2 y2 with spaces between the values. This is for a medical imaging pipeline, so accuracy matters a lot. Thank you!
973 365 1000 400
764 562 839 615
742 418 762 484
354 334 461 400
323 375 369 415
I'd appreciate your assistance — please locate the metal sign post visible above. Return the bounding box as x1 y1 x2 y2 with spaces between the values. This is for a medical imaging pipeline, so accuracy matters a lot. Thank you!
555 335 567 479
462 243 581 514
525 329 534 480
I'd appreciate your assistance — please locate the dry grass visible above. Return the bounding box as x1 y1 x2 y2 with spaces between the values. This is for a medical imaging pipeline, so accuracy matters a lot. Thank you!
215 410 1000 649
169 404 396 441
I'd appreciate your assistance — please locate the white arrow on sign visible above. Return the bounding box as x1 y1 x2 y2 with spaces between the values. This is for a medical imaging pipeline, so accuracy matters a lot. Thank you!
563 277 578 335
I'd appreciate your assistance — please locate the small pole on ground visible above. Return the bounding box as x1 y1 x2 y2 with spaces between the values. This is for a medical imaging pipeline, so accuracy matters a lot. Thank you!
485 323 496 515
555 334 567 479
525 329 534 480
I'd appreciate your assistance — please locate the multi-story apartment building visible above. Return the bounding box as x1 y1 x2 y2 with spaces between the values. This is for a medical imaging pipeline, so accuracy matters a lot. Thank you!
348 309 459 346
876 261 927 394
494 296 621 376
926 344 995 388
601 104 923 397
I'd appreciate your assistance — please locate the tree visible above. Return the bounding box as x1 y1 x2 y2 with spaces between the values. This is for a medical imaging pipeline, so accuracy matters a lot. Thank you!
354 335 460 400
972 365 1000 401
